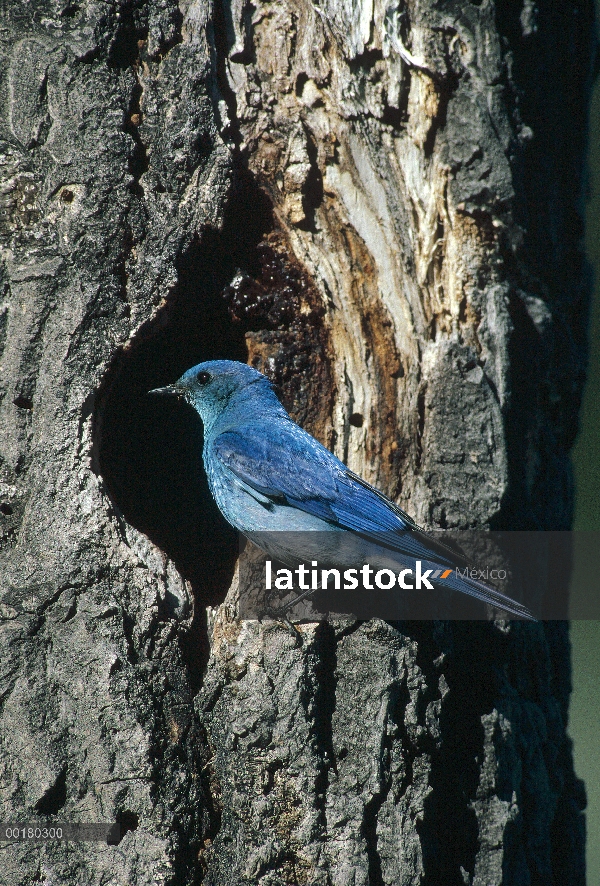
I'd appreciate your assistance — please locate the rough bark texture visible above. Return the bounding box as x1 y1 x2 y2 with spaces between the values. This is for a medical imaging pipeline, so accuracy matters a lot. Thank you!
0 1 592 885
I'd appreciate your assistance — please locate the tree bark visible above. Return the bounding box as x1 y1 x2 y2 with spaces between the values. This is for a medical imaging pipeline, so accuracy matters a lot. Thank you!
0 1 592 884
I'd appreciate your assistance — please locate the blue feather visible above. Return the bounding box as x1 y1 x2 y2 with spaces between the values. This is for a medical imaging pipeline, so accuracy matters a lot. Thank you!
151 360 536 621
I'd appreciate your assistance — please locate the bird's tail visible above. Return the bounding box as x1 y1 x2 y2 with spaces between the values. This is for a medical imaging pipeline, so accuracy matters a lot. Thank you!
438 566 536 620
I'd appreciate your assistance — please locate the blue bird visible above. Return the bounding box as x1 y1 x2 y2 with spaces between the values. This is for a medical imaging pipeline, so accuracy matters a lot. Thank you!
149 360 535 621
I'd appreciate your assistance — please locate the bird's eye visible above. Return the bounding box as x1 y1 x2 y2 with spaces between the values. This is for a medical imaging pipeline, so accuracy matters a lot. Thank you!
196 371 211 385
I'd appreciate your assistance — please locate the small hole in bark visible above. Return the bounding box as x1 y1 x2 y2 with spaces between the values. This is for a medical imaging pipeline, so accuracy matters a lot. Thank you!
114 810 139 843
60 189 74 203
60 3 80 17
108 7 145 69
124 80 148 196
295 72 309 96
298 129 323 231
349 412 364 427
13 395 33 410
0 503 13 515
381 103 404 129
391 365 405 378
35 766 67 815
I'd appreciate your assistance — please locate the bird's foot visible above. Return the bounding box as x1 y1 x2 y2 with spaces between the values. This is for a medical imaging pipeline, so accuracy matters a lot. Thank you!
259 603 303 646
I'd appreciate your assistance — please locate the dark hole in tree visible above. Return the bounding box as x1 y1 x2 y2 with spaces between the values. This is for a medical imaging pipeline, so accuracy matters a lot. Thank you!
107 6 146 69
113 810 139 844
13 395 33 410
97 170 273 607
349 412 364 428
60 3 80 18
34 766 67 816
0 502 12 515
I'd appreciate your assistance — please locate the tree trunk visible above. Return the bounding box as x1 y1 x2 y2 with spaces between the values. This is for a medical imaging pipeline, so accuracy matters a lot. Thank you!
0 1 592 884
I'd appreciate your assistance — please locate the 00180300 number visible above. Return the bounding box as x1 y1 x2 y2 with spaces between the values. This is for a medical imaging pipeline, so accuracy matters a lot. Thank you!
3 826 63 840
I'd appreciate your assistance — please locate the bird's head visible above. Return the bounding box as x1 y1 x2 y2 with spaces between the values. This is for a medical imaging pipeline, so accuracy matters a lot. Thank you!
149 360 282 432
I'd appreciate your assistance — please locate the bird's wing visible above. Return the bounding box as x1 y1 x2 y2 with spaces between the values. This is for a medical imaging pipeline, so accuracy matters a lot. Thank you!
213 423 536 620
213 423 447 558
212 422 342 516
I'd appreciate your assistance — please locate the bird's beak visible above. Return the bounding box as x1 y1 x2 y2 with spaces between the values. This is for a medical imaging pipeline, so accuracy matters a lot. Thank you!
148 384 184 399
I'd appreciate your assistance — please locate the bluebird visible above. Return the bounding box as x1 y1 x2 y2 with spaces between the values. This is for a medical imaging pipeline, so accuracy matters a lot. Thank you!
149 360 535 621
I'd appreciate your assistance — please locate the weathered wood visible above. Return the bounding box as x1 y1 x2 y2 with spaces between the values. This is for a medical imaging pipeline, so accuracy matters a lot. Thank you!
0 1 591 883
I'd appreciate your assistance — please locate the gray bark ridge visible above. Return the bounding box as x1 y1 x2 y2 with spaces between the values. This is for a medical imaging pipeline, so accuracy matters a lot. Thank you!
0 1 591 885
